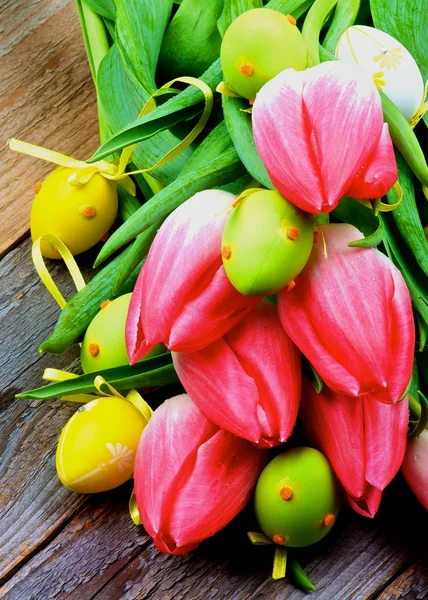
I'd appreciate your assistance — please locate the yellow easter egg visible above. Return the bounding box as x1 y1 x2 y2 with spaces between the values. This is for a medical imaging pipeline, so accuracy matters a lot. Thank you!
336 25 425 121
56 397 146 493
31 166 118 258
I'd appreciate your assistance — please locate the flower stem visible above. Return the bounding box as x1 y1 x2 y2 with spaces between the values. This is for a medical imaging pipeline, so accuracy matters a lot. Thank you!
302 0 340 66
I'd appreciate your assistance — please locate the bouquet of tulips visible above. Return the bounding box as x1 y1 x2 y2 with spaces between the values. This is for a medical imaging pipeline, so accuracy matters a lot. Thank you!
12 0 428 591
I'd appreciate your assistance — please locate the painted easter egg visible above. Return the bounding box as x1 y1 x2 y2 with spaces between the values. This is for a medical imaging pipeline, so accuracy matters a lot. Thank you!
222 190 313 296
254 447 341 547
336 25 425 121
220 8 307 100
56 397 147 493
31 166 118 258
81 293 163 374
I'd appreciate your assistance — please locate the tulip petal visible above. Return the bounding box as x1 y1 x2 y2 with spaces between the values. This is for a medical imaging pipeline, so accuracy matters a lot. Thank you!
345 123 397 199
225 300 301 447
346 487 383 519
168 266 260 352
141 190 236 346
172 342 263 444
125 265 156 363
279 224 414 402
402 429 428 510
363 395 408 491
253 61 383 214
168 429 266 551
300 381 366 498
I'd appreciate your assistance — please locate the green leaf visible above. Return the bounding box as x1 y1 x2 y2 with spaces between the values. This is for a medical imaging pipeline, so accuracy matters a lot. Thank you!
84 0 116 20
323 0 360 54
332 196 379 236
90 58 222 162
158 0 223 78
17 354 178 399
222 95 273 189
118 185 142 222
217 0 264 37
266 0 314 15
408 391 428 439
112 220 161 295
348 216 384 248
179 121 234 175
97 44 190 183
416 312 428 352
94 146 246 266
387 152 428 277
370 0 428 83
115 0 173 93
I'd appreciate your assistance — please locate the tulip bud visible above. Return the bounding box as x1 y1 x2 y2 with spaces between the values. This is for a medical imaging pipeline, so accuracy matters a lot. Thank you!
125 190 260 363
173 300 301 448
278 224 415 404
300 380 409 518
134 394 267 554
252 61 397 214
402 429 428 511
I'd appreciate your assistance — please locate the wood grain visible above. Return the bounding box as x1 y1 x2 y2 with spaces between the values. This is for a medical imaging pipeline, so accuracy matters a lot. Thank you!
374 563 428 600
0 0 99 257
0 239 98 581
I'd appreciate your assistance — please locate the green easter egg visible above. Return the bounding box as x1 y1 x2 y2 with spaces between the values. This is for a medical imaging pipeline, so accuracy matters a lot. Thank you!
254 447 341 548
222 190 313 296
220 8 307 100
81 294 163 373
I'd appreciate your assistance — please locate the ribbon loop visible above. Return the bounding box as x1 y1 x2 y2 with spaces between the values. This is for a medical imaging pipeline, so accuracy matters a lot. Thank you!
129 489 142 525
33 234 86 310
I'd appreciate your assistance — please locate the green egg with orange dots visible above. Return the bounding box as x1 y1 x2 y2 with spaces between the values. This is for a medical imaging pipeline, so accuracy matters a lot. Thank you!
220 8 307 100
81 293 164 374
56 396 148 493
222 189 313 296
254 447 341 548
31 166 118 258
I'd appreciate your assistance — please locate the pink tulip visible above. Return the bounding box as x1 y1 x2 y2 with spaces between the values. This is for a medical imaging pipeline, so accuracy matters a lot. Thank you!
126 190 260 363
402 429 428 510
278 224 414 404
173 300 301 448
345 123 397 199
252 61 397 214
301 380 409 517
134 394 267 555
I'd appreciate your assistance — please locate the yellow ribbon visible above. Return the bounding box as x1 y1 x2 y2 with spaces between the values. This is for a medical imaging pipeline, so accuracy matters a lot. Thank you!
8 77 213 196
33 234 86 309
247 532 288 580
216 81 243 98
409 80 428 129
129 489 142 525
42 369 153 422
354 181 403 215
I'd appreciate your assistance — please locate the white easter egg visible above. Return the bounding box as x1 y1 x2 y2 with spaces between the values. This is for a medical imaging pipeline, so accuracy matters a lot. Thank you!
336 25 425 121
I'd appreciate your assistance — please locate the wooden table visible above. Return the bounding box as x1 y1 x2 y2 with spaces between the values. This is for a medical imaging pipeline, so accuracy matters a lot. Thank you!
1 1 427 598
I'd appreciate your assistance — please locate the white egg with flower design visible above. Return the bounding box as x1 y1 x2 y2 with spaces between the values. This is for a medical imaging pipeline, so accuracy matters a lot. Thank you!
336 25 425 121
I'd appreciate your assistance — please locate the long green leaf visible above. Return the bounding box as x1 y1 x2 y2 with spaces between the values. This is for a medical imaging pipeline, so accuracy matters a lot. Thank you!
95 147 245 266
387 152 428 277
179 121 234 176
222 95 273 189
17 354 178 399
217 0 263 36
322 0 360 54
370 0 428 83
97 44 190 183
266 0 313 14
90 59 223 162
115 0 173 93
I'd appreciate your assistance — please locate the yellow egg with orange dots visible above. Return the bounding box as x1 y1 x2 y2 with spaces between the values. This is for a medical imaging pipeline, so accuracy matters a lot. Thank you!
30 166 118 258
56 396 148 493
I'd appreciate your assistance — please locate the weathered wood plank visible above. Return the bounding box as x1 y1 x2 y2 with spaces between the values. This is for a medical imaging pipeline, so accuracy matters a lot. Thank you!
0 238 99 581
0 0 99 257
374 563 428 600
